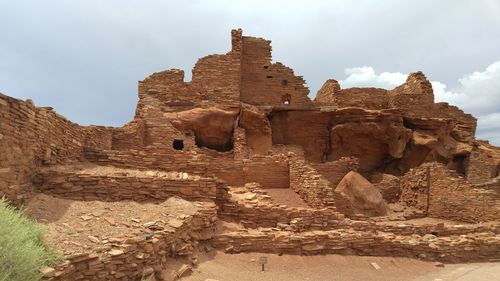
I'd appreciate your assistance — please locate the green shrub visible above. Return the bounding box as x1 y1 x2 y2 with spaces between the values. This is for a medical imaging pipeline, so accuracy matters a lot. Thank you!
0 197 62 281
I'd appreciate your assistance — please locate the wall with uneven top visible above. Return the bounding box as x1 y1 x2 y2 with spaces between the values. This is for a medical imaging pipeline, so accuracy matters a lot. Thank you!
289 155 335 208
427 163 500 223
315 85 389 109
214 226 500 263
134 30 243 146
111 120 145 150
49 202 217 281
388 72 435 113
0 94 113 202
465 146 498 184
217 183 345 230
84 148 290 188
399 162 500 223
240 36 311 106
33 165 217 201
398 165 430 217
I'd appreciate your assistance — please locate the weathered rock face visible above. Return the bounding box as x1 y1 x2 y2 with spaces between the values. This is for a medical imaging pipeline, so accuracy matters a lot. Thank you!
165 108 238 151
335 171 389 217
239 104 272 154
329 121 412 171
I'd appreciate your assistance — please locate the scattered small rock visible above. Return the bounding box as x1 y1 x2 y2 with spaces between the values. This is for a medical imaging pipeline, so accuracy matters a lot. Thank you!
176 264 192 278
370 262 381 270
80 215 92 221
88 235 100 243
109 249 124 256
434 262 445 267
104 217 116 226
142 266 154 276
143 221 157 228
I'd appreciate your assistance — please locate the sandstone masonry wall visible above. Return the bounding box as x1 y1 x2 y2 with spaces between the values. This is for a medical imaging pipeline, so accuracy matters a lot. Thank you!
84 148 290 188
0 94 113 202
240 36 311 106
33 165 217 202
214 227 500 263
49 202 217 281
427 164 500 223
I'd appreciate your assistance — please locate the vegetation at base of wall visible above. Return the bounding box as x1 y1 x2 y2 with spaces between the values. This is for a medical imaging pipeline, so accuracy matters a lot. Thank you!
0 197 62 281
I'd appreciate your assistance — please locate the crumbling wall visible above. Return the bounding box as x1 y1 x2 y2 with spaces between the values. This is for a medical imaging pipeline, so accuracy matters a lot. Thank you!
314 79 341 105
288 154 357 208
111 120 145 150
315 80 389 109
33 165 217 202
399 165 430 217
465 145 498 184
214 226 500 263
0 94 113 202
134 30 243 146
50 202 217 281
427 163 500 223
84 147 290 188
191 29 242 107
388 71 435 114
240 36 311 106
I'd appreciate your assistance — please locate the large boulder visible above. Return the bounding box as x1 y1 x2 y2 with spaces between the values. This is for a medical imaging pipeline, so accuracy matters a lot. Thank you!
335 171 388 216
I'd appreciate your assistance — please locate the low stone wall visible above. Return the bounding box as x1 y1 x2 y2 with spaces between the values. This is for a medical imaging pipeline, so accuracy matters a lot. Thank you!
427 164 500 223
84 148 290 188
398 162 500 223
214 227 500 263
46 202 217 281
289 156 334 208
217 184 345 231
33 165 217 201
289 155 358 209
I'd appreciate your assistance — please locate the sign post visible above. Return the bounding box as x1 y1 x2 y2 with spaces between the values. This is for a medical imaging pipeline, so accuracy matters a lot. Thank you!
259 256 268 271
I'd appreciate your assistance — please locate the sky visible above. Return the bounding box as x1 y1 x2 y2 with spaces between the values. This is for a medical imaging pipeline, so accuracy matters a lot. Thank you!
0 0 499 145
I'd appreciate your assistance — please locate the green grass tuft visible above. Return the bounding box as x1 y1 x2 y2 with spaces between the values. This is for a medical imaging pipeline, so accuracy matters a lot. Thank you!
0 197 62 281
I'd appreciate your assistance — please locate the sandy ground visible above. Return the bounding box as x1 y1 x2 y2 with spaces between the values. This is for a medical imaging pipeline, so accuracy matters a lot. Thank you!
265 188 310 208
181 252 454 281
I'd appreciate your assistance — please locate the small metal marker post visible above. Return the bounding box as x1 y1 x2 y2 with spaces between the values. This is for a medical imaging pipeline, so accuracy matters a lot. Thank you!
259 256 268 271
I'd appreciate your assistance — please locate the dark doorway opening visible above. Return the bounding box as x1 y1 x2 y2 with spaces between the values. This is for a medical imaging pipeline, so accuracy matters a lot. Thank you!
173 139 184 150
195 136 233 152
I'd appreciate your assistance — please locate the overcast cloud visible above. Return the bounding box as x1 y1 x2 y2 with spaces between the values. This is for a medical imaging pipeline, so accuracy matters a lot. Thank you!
0 0 499 144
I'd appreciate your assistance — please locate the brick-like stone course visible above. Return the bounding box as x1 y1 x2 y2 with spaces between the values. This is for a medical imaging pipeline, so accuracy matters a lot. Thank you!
33 165 217 201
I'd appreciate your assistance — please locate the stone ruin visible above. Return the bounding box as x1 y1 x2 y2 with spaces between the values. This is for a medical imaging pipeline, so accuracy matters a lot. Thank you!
1 29 500 280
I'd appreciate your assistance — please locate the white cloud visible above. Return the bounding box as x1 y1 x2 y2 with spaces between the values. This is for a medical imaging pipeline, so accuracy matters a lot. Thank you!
339 66 407 89
338 61 500 145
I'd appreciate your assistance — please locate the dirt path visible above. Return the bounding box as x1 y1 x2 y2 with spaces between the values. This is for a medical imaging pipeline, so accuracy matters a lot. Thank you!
182 252 446 281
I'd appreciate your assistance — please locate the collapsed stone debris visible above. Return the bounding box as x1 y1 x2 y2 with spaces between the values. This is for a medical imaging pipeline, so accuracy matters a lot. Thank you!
1 29 499 281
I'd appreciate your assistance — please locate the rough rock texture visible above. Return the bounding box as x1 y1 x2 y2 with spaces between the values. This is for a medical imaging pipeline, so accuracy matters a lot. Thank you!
1 29 500 280
165 107 238 151
335 171 389 217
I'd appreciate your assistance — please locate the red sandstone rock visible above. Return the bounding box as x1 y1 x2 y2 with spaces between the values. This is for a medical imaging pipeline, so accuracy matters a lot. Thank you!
335 171 389 217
